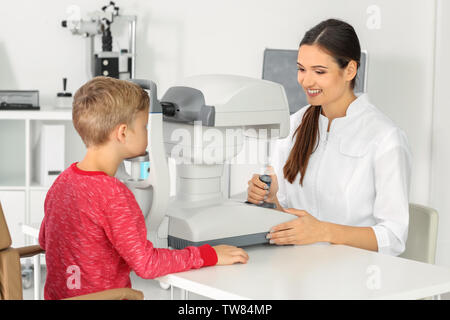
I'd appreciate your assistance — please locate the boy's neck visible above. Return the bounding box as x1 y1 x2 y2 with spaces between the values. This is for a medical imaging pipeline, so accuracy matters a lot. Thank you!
77 145 123 177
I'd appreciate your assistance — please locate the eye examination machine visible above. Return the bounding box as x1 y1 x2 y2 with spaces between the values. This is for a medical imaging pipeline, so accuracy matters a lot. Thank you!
116 75 295 249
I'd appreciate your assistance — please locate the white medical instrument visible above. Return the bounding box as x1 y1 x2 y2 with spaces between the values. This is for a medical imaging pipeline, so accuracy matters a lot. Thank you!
116 75 295 249
61 1 136 80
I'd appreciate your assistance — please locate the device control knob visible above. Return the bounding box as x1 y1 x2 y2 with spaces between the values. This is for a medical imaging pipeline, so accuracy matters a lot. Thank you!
259 174 272 188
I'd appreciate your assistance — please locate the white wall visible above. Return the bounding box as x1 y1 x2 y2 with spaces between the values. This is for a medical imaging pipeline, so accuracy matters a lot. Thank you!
431 0 450 267
0 0 448 266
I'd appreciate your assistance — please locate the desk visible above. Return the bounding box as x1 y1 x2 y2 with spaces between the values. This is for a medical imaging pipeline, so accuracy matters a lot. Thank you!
22 222 450 300
157 243 450 300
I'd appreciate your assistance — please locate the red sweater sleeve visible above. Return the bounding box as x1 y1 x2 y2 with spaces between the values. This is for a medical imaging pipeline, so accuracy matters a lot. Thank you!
38 215 46 250
100 180 217 278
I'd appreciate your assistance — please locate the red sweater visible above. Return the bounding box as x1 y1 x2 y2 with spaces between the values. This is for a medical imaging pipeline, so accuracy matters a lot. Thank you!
39 162 217 300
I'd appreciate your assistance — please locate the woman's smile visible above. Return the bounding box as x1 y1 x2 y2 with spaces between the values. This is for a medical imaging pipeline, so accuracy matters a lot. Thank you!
305 88 323 98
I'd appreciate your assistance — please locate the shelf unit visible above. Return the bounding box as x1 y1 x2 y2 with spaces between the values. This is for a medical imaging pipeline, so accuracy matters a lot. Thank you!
0 107 86 247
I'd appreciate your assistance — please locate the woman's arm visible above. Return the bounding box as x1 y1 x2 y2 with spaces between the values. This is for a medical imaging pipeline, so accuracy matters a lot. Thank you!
272 195 285 213
322 221 378 252
269 208 378 252
369 130 412 256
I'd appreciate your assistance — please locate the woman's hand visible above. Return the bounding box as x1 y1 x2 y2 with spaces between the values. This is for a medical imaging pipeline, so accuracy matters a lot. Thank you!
247 166 279 205
267 208 328 245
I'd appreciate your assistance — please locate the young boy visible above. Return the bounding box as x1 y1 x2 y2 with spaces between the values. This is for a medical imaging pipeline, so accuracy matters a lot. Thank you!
39 76 249 300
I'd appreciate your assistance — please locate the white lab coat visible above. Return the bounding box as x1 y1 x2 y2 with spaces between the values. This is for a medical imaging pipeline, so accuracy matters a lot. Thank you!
272 93 412 256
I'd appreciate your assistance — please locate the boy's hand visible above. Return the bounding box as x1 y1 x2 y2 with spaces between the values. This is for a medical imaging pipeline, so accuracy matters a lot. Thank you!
213 245 249 265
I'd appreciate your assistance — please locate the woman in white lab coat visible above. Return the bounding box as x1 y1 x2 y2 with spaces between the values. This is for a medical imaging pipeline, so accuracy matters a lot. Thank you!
247 19 412 256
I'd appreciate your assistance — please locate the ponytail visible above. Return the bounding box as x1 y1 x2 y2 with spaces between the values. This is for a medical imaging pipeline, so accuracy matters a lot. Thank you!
283 106 321 185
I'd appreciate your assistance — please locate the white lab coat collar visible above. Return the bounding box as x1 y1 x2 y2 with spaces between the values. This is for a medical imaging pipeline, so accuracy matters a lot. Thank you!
317 93 373 156
318 93 369 135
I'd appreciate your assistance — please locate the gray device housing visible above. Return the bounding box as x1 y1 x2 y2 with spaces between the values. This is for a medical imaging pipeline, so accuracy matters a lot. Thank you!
161 86 216 126
168 232 270 249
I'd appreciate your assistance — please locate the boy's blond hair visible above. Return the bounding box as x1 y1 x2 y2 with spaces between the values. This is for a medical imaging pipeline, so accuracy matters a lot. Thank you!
72 76 149 147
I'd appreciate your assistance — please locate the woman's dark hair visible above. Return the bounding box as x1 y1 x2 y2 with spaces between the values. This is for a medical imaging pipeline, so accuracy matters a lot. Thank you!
283 19 361 185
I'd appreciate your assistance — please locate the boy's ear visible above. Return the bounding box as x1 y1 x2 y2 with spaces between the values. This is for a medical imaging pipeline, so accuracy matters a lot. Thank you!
115 124 128 144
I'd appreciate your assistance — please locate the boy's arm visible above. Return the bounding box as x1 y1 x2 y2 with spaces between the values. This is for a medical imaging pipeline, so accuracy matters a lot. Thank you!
39 194 51 250
101 182 217 279
38 215 46 250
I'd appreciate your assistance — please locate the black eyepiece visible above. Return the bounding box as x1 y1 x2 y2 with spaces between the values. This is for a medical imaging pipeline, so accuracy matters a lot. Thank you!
161 102 177 117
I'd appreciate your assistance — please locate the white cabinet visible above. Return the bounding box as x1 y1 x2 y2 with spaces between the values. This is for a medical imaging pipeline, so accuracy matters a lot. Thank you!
0 120 25 187
0 191 25 247
29 190 47 226
0 109 86 245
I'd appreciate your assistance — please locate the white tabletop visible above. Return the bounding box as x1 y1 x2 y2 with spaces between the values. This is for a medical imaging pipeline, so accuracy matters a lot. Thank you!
157 243 450 300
